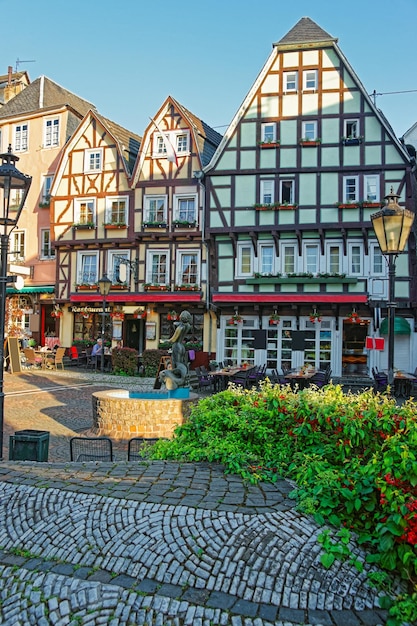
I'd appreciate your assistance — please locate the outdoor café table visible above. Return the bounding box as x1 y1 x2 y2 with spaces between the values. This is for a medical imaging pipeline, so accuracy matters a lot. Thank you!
35 349 53 370
284 369 317 389
393 371 417 398
209 365 255 391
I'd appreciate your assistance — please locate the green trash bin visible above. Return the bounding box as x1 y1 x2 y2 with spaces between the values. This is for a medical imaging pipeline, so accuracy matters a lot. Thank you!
9 430 50 462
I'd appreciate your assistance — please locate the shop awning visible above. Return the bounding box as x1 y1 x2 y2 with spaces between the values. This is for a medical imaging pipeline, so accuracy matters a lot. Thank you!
379 317 411 335
6 286 55 294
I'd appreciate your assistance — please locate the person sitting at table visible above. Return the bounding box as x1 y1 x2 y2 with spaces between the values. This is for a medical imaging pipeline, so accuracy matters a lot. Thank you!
91 338 103 368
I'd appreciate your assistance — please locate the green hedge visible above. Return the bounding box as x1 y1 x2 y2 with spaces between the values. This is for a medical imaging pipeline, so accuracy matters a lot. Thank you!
141 349 170 377
111 347 138 376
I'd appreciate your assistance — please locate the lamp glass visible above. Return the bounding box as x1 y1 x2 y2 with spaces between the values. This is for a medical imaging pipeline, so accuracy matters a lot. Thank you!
98 274 112 296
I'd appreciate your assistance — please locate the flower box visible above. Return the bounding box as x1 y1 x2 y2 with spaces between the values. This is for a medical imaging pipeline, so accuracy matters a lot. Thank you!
173 221 197 228
144 285 169 291
258 142 280 148
73 223 95 230
299 139 321 146
174 285 199 291
76 284 98 291
104 223 127 230
342 137 363 146
110 284 128 290
336 203 359 209
361 202 381 208
143 222 167 229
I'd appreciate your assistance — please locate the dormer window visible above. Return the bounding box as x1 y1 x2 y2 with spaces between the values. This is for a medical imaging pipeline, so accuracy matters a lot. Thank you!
84 148 103 172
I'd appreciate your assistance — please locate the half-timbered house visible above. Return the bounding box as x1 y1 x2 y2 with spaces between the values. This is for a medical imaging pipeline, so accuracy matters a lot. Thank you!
204 17 416 377
50 109 141 349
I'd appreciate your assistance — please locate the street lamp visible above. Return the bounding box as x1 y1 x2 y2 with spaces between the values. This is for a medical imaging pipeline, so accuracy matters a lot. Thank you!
97 274 112 372
371 188 414 386
0 146 32 459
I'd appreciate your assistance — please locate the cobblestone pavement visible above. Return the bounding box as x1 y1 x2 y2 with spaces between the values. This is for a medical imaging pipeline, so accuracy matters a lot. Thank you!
0 369 403 625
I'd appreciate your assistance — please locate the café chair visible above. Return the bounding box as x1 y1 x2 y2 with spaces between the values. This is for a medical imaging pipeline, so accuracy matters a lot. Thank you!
127 437 161 461
22 347 42 369
45 346 66 370
70 436 113 462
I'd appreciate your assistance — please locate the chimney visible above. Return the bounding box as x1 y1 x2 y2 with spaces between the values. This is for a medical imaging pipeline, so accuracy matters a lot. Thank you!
7 66 12 86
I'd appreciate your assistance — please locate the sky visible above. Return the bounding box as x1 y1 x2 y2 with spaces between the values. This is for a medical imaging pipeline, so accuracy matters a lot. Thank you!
1 0 416 139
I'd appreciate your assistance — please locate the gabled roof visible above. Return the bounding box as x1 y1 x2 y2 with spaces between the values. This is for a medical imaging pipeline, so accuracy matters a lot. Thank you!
0 75 95 119
274 16 337 48
98 113 141 172
0 70 30 89
131 95 222 184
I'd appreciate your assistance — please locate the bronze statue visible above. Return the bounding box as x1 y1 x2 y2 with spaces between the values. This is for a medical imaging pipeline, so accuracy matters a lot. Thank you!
159 310 192 390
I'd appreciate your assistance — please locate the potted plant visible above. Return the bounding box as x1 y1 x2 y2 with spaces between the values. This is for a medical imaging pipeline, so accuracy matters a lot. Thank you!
174 284 199 291
167 310 179 321
227 314 243 326
110 311 125 321
346 311 362 323
51 306 63 318
269 313 280 326
144 283 169 291
104 222 127 229
309 311 322 323
73 221 95 230
172 220 197 228
133 308 147 319
38 195 51 208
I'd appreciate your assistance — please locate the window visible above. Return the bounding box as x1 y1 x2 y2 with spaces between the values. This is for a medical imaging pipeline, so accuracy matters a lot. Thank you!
303 70 317 90
236 243 253 277
282 244 295 274
364 175 379 202
344 176 359 203
349 244 362 275
41 175 53 204
174 194 197 223
260 180 274 204
177 251 199 286
284 71 298 91
371 244 384 275
77 252 98 285
302 121 318 141
84 148 102 172
344 119 359 139
304 244 319 274
9 231 25 262
280 180 294 204
259 244 274 274
176 133 188 153
327 244 341 274
144 195 167 223
108 251 129 284
44 118 59 147
40 229 55 258
147 250 169 284
74 199 95 225
14 123 28 152
106 196 128 224
153 130 190 157
261 123 276 143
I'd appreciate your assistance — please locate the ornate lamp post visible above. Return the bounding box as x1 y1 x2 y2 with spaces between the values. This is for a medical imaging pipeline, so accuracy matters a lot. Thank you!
97 274 111 372
371 188 414 386
0 146 32 459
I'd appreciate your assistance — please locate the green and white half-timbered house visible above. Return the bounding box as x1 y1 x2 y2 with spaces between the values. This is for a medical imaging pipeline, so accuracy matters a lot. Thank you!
204 17 416 377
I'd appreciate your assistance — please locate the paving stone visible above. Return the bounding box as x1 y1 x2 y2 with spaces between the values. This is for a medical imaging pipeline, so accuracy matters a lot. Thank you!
206 591 237 610
230 598 259 618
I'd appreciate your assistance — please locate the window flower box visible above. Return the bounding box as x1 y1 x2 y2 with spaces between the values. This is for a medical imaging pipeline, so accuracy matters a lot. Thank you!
360 201 382 208
143 221 167 229
144 283 169 291
341 136 363 146
335 202 359 209
254 203 297 210
172 220 197 228
76 284 98 291
39 195 51 208
73 222 95 230
174 284 199 291
104 223 127 229
299 138 321 146
111 283 128 290
258 141 280 148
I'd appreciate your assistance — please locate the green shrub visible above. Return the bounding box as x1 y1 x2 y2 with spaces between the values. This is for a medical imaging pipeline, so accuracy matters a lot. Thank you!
141 349 170 377
111 347 138 376
150 381 417 625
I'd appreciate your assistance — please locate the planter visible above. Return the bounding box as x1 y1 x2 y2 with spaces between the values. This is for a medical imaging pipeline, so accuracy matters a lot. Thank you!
174 287 199 291
246 276 358 285
110 284 128 290
342 138 362 146
361 202 381 208
173 222 197 228
73 224 95 230
269 320 280 326
299 141 320 146
144 286 169 292
104 224 127 230
76 285 98 291
337 204 359 209
258 142 280 149
143 222 167 229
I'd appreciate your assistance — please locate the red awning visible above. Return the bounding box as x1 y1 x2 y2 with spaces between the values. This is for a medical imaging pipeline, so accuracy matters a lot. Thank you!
70 292 202 303
212 293 368 304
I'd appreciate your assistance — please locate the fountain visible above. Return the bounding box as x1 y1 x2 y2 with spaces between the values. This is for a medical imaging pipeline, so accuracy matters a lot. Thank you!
91 311 199 439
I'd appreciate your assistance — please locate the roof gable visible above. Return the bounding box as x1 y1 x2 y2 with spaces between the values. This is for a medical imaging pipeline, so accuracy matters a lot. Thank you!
274 16 337 48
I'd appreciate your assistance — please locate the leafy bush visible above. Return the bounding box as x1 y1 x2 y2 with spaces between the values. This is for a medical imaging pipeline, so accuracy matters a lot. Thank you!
141 349 170 377
151 381 417 625
111 347 138 376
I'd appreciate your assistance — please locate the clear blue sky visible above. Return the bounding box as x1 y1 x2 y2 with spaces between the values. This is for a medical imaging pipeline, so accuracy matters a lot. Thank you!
2 0 416 139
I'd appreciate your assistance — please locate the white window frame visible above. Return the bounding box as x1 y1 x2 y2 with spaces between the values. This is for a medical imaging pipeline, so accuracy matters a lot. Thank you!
175 131 190 154
326 243 342 274
344 119 359 139
146 249 170 285
74 198 96 226
44 117 60 148
9 230 25 262
302 120 318 141
77 251 99 285
343 176 359 203
280 179 294 205
173 193 197 223
40 229 55 259
152 130 190 157
14 123 28 152
303 69 318 90
303 243 319 274
258 243 275 275
176 250 200 287
364 175 380 202
144 195 167 223
281 243 296 274
108 250 130 285
260 179 274 205
236 243 253 278
84 148 103 172
284 71 298 92
348 242 363 276
261 123 276 143
370 243 384 276
105 196 128 225
41 175 53 204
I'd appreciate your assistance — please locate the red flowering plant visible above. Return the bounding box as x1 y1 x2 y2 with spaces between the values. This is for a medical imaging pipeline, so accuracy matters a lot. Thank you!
309 311 322 323
227 314 243 325
346 311 362 323
167 310 179 321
